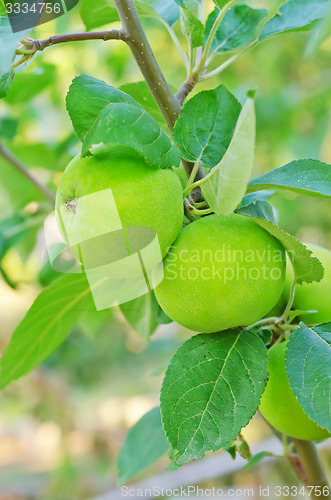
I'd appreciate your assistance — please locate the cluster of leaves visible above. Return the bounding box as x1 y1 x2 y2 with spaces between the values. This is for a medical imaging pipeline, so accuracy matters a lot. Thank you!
1 69 331 477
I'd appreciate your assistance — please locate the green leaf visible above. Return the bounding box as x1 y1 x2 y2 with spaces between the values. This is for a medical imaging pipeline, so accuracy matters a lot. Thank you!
142 0 180 26
248 159 331 198
119 292 160 340
66 74 139 142
240 190 275 208
257 329 273 346
237 200 276 224
205 6 268 54
160 329 268 465
175 0 201 15
242 451 275 471
0 15 29 98
82 102 180 169
119 81 168 132
180 7 204 48
236 201 324 285
4 63 56 104
259 0 330 41
173 84 241 169
305 5 331 58
201 93 255 216
0 70 13 99
118 407 170 484
154 299 172 324
285 323 331 433
0 213 25 260
0 212 44 260
0 274 95 389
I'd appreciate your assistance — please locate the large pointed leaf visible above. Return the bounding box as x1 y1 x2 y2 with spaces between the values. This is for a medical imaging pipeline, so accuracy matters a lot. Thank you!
201 93 255 215
0 274 95 389
285 323 331 432
248 159 331 198
259 0 330 41
236 201 324 285
161 329 268 464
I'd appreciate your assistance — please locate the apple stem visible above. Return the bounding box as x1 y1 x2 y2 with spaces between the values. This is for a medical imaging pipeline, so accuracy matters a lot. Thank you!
291 439 330 499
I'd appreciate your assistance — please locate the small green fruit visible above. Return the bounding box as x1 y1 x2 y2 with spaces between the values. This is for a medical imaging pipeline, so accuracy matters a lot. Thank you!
155 214 286 333
259 341 330 440
55 150 184 262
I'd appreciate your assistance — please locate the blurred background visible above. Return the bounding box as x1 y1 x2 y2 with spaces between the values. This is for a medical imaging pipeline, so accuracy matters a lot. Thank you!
0 0 331 498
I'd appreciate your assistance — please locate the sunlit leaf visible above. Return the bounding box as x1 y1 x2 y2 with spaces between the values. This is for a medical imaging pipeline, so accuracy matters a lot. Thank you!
201 93 255 215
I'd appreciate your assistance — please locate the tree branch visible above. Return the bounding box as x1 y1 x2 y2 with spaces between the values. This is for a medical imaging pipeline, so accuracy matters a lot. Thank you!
0 142 56 203
34 30 126 51
16 30 125 56
176 76 197 107
114 0 181 131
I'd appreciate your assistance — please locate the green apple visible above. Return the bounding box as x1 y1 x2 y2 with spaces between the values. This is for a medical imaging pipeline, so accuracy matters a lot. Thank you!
55 149 184 265
259 341 330 440
286 243 331 325
154 213 286 333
